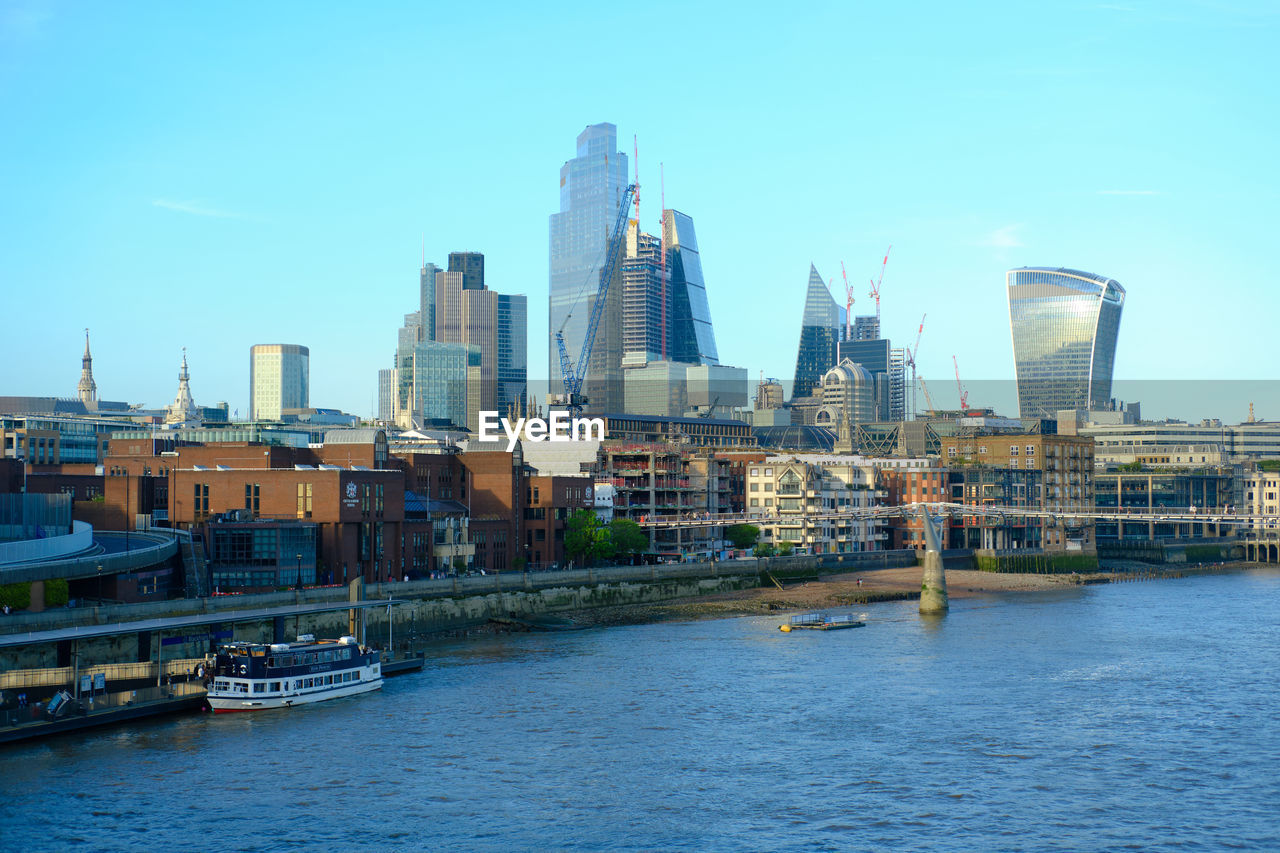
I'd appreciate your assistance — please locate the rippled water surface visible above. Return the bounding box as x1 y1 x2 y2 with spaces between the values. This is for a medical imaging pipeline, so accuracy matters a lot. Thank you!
3 570 1279 851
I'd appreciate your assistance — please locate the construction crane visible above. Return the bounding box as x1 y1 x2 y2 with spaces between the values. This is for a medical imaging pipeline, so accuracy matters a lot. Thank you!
840 261 855 340
555 183 638 418
918 375 937 417
868 245 891 335
953 355 969 412
904 313 925 419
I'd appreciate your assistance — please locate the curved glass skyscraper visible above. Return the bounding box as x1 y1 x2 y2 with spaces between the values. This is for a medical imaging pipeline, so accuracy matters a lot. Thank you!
1007 267 1125 418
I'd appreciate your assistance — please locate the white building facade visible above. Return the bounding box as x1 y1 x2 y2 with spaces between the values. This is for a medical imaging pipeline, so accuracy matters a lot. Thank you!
744 455 887 553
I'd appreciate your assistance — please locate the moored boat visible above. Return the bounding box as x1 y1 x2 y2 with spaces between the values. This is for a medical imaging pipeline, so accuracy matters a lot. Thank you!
205 634 381 713
779 612 866 632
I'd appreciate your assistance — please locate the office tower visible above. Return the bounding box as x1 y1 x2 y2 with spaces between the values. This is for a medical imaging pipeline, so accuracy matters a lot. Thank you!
836 338 907 421
394 312 424 426
436 267 498 419
497 293 527 412
853 316 880 341
549 123 629 413
621 222 666 365
420 261 441 341
663 210 719 365
792 264 846 400
448 252 485 291
1007 267 1125 418
377 368 395 423
817 360 878 429
621 212 721 366
409 341 478 430
249 344 309 422
624 360 688 417
77 328 97 404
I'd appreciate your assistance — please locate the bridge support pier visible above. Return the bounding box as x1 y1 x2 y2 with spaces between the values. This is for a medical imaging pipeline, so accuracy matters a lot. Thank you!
918 506 948 614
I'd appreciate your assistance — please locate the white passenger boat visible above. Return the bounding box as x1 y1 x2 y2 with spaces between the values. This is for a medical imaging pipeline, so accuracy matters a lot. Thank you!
205 634 381 713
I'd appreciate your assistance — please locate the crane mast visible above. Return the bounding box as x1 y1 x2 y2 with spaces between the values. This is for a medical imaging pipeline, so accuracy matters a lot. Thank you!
953 355 969 412
555 182 638 417
868 245 891 336
840 261 854 341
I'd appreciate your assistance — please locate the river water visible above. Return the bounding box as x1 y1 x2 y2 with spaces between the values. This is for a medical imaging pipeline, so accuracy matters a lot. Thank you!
2 570 1278 851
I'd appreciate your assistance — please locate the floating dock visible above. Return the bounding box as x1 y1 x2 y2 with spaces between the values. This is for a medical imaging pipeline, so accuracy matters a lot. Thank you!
779 612 866 632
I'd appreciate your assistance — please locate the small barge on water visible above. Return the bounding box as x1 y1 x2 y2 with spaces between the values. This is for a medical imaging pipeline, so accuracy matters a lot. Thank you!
205 634 381 713
779 612 866 632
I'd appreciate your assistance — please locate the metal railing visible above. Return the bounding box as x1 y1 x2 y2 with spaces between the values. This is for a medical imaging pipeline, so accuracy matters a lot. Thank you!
0 682 205 730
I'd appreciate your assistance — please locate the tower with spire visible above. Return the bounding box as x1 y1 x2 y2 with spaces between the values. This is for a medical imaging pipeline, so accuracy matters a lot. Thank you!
77 328 98 405
165 348 201 425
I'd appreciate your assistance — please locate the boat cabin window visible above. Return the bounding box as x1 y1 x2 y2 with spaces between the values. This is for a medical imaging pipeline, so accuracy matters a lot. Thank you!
269 682 281 692
253 683 266 693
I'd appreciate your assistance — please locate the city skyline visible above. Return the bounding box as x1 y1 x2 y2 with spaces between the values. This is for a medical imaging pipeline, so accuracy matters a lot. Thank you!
1 3 1277 422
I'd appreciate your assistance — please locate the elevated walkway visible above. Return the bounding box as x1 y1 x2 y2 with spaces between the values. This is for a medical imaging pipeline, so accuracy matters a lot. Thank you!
0 527 178 585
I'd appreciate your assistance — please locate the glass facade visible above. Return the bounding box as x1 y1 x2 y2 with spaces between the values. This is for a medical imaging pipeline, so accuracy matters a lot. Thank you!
664 211 719 365
249 344 309 422
411 341 478 429
1007 267 1125 418
208 522 317 589
620 211 720 368
792 264 846 400
549 123 629 412
497 293 528 411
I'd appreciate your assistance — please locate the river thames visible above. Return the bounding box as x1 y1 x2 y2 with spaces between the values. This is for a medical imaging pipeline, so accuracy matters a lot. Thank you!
2 569 1278 851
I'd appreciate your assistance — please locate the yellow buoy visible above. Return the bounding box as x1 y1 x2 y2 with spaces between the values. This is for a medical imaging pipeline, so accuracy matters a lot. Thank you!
779 624 792 632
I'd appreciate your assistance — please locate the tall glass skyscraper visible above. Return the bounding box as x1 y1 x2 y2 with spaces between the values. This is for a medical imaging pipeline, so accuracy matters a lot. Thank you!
792 264 846 400
497 293 528 411
1007 267 1125 418
549 123 629 412
619 211 720 367
663 210 719 365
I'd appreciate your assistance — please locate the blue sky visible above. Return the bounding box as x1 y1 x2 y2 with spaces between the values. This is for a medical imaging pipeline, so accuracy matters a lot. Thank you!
2 0 1277 421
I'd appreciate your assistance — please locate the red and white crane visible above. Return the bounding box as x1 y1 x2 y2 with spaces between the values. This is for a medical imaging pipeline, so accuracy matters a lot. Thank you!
868 245 891 335
953 355 970 412
840 261 855 340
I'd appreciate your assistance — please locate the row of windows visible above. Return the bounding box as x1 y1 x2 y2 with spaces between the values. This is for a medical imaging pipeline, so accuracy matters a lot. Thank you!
214 670 364 695
268 647 352 668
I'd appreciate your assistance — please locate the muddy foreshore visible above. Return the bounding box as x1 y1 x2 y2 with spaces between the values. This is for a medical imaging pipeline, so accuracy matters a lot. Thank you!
564 561 1256 628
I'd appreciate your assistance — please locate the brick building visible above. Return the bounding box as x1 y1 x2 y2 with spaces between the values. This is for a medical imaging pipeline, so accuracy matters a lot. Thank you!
523 475 595 568
939 433 1095 551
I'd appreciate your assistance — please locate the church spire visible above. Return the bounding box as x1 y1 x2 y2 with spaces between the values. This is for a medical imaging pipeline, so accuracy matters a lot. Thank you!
77 327 98 404
166 347 200 425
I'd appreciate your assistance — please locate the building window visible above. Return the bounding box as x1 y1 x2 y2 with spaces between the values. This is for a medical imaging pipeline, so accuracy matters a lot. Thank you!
296 483 312 519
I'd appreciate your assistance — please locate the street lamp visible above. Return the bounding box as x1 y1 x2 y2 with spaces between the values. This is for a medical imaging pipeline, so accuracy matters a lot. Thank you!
96 563 103 603
295 553 302 591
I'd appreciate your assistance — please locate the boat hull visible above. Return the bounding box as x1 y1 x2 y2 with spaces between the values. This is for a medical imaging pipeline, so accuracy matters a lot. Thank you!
209 676 382 713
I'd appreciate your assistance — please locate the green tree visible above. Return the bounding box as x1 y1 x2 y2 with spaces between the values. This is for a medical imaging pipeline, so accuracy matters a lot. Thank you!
565 510 614 566
777 541 795 556
753 543 776 558
725 523 760 550
1117 460 1145 473
609 518 648 558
